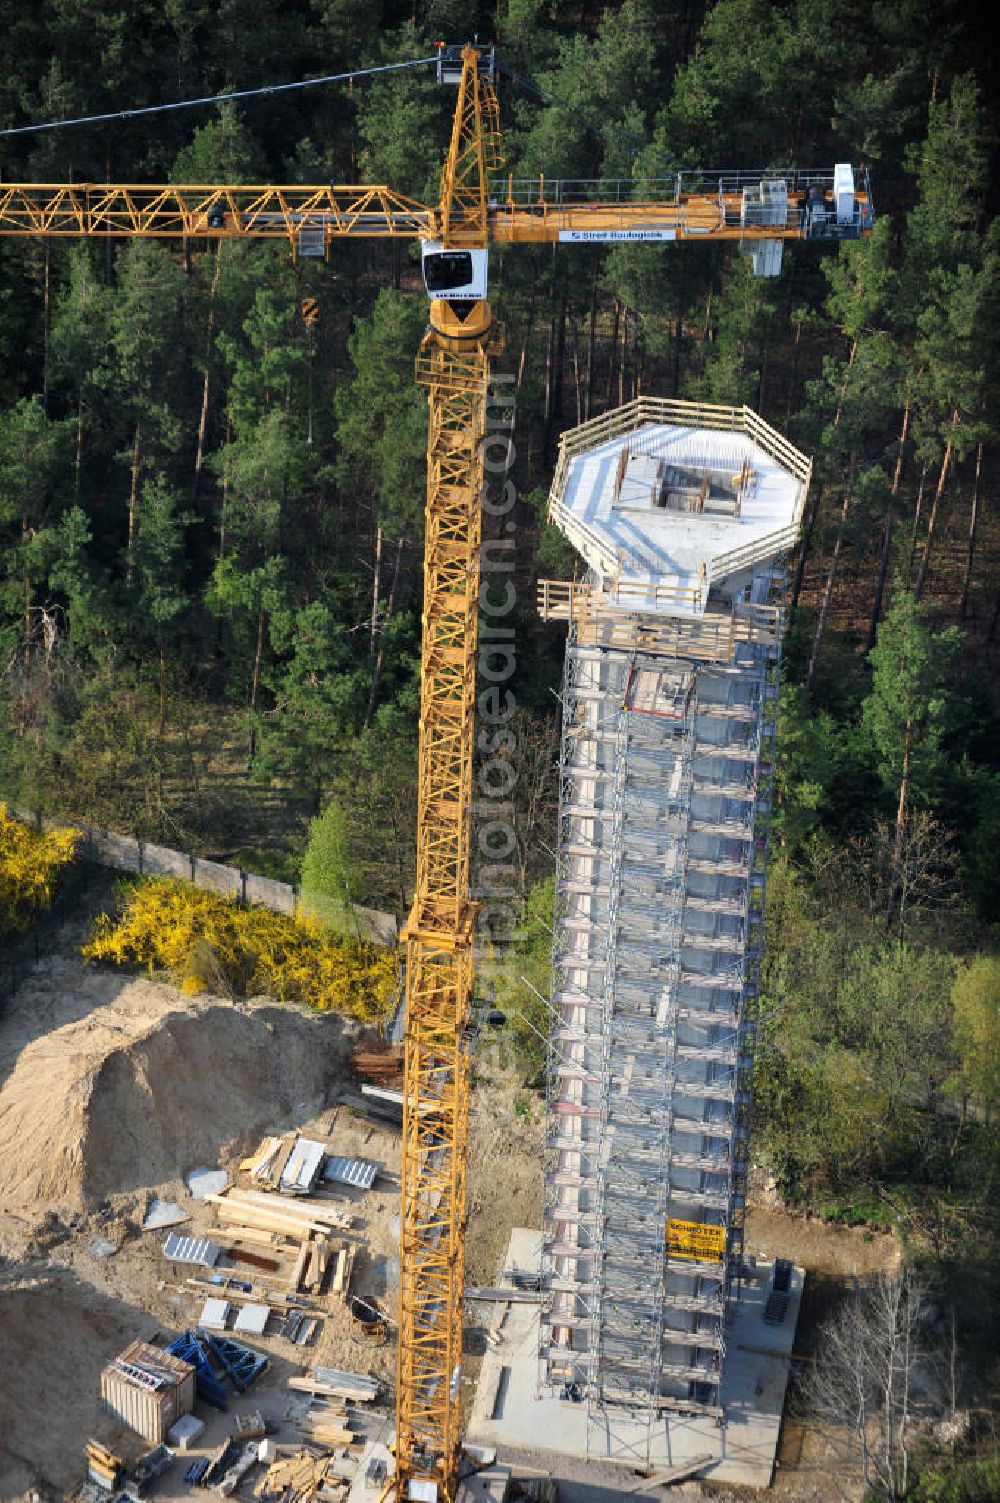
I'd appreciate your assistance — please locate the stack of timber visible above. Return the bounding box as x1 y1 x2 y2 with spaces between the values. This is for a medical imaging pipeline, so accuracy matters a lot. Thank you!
241 1133 297 1190
296 1404 360 1448
84 1440 123 1491
207 1188 351 1235
257 1450 348 1502
287 1368 381 1403
349 1039 404 1087
330 1245 355 1302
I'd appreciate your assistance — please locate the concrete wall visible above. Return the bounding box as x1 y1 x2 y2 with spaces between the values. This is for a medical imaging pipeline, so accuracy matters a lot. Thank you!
9 806 398 946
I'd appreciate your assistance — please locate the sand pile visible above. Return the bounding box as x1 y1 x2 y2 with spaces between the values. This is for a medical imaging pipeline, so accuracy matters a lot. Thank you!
0 970 347 1212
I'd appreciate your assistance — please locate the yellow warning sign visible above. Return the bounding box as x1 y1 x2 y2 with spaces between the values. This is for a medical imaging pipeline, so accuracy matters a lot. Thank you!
301 297 319 328
666 1219 726 1262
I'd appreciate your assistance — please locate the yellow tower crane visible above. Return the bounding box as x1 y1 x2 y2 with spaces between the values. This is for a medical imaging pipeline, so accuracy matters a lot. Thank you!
0 45 873 1503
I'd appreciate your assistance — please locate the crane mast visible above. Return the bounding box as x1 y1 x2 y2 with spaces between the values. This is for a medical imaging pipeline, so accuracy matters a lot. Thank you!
0 47 873 1503
397 50 502 1503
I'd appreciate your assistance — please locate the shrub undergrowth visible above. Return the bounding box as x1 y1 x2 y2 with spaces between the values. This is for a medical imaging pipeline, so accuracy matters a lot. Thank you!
0 803 79 938
83 876 399 1022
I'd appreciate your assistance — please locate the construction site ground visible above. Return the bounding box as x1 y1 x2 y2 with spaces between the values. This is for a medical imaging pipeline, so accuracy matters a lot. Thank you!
0 880 898 1501
0 878 543 1499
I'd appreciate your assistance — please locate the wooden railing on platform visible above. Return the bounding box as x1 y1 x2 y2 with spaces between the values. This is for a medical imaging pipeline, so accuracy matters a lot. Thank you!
545 398 812 606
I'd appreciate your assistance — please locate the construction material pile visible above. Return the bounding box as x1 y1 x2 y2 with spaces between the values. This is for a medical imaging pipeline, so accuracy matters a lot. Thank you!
162 1133 382 1344
257 1448 348 1501
349 1037 404 1088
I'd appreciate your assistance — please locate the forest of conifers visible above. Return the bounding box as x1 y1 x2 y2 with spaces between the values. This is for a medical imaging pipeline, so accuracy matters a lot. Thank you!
0 0 998 1466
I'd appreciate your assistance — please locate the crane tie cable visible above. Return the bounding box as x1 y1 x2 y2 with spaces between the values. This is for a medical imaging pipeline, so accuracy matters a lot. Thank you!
0 57 439 139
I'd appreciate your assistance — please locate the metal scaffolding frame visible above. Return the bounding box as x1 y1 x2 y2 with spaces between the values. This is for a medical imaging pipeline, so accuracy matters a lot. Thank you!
538 416 798 1465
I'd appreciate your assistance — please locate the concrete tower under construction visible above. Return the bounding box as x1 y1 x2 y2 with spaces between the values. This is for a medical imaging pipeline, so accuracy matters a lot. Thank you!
536 397 811 1459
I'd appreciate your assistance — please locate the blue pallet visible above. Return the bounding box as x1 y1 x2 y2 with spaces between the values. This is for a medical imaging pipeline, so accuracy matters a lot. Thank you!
183 1457 210 1485
166 1329 228 1411
202 1330 268 1392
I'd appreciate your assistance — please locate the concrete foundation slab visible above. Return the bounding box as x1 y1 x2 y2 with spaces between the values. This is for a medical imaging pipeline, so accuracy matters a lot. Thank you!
468 1229 802 1489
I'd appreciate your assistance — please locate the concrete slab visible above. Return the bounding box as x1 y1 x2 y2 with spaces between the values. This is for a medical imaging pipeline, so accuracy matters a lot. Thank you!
346 1438 395 1503
198 1296 230 1331
166 1412 206 1450
186 1166 229 1199
554 421 808 616
468 1229 803 1489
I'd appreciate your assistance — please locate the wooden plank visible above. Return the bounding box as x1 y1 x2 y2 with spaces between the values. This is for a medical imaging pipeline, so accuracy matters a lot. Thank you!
287 1375 376 1401
289 1240 312 1293
263 1133 298 1188
211 1189 351 1229
340 1246 355 1302
626 1457 714 1492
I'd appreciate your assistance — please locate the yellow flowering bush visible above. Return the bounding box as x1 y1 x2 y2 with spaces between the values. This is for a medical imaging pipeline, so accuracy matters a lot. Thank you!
82 876 399 1022
0 804 80 937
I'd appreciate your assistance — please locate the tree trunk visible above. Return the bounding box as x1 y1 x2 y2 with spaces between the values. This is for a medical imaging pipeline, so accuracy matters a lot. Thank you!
866 399 911 653
604 297 620 411
806 468 854 687
42 241 51 419
247 603 266 769
364 537 404 731
757 313 771 411
618 308 627 406
890 722 911 915
906 462 929 580
74 397 84 499
542 310 556 427
159 639 168 739
959 441 983 619
570 322 583 426
22 531 31 689
784 317 803 422
192 244 222 505
914 409 959 599
127 422 141 588
218 414 232 560
791 486 824 609
791 341 857 608
370 524 383 658
515 277 538 392
552 290 567 433
585 272 598 419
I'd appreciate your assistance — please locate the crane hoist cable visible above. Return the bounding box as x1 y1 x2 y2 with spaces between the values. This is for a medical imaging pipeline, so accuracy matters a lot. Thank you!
0 56 440 138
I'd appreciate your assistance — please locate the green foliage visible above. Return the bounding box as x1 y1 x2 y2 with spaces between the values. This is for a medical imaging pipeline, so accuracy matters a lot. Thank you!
951 957 1000 1118
684 254 774 406
755 856 968 1197
485 876 554 1083
334 288 427 541
863 588 962 816
909 1448 1000 1503
300 798 361 931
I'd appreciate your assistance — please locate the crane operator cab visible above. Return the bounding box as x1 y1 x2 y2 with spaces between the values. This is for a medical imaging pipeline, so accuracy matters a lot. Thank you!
422 242 492 345
421 242 488 301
